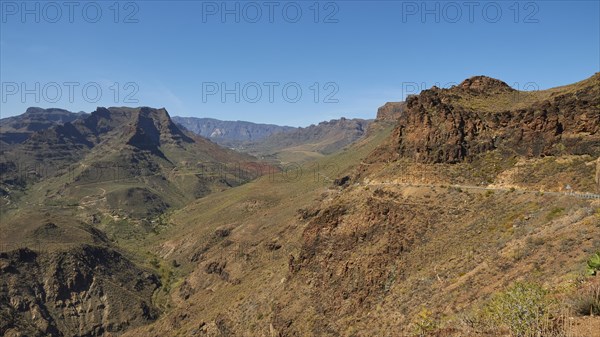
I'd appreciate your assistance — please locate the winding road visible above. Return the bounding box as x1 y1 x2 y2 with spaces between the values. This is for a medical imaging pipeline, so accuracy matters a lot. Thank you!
361 181 600 200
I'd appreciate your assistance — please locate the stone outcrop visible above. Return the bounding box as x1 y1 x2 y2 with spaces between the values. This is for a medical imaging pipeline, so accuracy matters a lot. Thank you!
376 102 406 121
0 245 160 337
369 75 600 164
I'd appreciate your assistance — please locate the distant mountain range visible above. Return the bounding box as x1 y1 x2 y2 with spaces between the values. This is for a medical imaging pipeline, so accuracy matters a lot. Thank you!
0 107 256 218
0 106 374 217
2 109 374 164
173 116 373 162
172 116 296 148
243 117 373 162
0 107 87 145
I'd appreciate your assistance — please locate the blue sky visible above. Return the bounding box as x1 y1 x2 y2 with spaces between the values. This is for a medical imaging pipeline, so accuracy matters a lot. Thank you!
1 1 598 126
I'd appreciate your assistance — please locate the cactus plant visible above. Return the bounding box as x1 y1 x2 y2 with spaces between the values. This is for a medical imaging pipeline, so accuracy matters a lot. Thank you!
587 252 600 276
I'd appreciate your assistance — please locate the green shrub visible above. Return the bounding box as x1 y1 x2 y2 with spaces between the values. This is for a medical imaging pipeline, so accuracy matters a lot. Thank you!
586 252 600 276
546 207 564 221
150 256 160 269
481 282 559 337
410 307 438 337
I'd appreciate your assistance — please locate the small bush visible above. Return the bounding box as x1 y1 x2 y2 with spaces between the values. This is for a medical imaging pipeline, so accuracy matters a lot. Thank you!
481 282 561 337
546 207 565 221
559 238 577 253
571 282 600 316
150 256 160 269
410 307 438 336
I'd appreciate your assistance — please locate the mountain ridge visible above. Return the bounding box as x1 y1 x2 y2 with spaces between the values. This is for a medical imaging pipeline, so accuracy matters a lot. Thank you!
367 73 600 164
0 107 87 145
0 106 258 217
172 116 296 148
2 74 599 337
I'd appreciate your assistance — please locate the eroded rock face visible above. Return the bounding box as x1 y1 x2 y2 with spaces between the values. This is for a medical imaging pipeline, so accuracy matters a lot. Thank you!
0 245 160 337
376 102 406 121
272 189 445 336
372 75 600 164
457 75 515 93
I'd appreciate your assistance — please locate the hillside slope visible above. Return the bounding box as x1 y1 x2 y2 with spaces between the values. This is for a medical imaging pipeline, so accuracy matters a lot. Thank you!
2 75 599 337
246 117 373 163
118 119 396 337
1 107 258 214
0 107 265 337
120 74 599 337
1 245 161 337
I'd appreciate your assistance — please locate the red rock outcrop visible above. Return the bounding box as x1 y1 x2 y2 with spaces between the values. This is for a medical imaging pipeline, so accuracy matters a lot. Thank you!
376 102 406 121
370 74 600 164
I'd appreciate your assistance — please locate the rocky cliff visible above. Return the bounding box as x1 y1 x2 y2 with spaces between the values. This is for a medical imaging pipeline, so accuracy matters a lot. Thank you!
376 102 405 121
369 74 600 164
0 245 160 337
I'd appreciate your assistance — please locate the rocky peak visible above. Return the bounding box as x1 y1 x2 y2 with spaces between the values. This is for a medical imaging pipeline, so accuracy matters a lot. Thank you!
376 102 406 121
24 107 73 116
135 107 178 135
0 245 160 336
368 73 599 164
120 107 192 155
137 106 169 122
90 107 112 119
456 76 515 93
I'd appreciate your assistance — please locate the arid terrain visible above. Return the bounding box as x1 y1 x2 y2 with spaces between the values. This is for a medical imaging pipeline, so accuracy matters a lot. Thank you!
1 74 599 337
